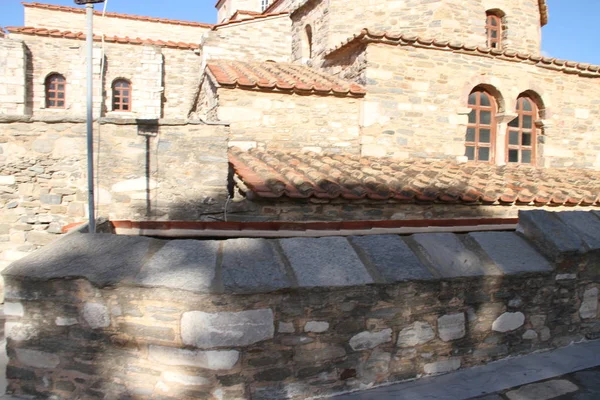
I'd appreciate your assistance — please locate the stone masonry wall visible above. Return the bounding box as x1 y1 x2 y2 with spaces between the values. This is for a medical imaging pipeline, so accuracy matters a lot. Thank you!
290 0 330 64
203 16 292 63
215 88 361 153
0 39 26 116
350 43 600 168
2 210 599 399
24 6 210 44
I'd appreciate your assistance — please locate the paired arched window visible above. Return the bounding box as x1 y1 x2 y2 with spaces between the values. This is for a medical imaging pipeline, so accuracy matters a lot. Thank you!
261 0 270 11
45 74 66 109
465 89 496 162
486 11 503 49
507 96 538 164
112 79 132 112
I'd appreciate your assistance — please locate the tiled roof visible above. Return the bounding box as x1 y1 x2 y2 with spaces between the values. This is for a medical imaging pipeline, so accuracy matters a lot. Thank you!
206 60 366 97
326 28 600 77
229 147 600 207
5 26 199 50
212 12 289 30
23 2 212 28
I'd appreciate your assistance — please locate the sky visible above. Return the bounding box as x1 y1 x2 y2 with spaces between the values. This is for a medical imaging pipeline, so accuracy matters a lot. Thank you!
1 0 599 64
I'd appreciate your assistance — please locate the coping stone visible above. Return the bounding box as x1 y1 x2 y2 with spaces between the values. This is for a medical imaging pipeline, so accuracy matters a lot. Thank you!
505 379 579 400
556 211 600 251
279 237 374 287
135 239 219 293
468 232 552 274
412 233 500 277
518 210 584 259
221 238 291 293
2 233 152 286
350 235 434 282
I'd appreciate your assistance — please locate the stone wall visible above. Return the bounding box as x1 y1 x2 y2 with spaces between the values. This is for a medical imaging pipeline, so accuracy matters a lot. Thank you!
215 88 361 153
204 15 292 63
2 210 599 399
23 6 210 44
290 0 330 64
0 39 26 115
346 43 600 167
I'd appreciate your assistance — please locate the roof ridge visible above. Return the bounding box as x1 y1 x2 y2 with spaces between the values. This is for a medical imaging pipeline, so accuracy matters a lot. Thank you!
22 1 213 28
6 26 199 50
212 12 289 30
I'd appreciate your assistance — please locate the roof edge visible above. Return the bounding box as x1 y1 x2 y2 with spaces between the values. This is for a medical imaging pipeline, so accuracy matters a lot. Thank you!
212 12 289 30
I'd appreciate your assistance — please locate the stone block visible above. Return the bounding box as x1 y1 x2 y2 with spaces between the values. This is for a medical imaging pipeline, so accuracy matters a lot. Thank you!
506 379 578 400
67 202 85 217
279 237 373 287
4 302 24 317
5 322 37 341
40 193 63 205
221 238 291 293
468 232 552 274
492 312 525 332
349 329 392 350
181 309 274 348
26 231 58 246
278 322 295 333
293 344 346 364
112 177 158 192
163 371 211 387
518 210 584 260
55 317 78 326
0 176 15 185
82 302 110 329
350 235 434 282
412 233 500 277
304 321 329 333
135 240 219 293
522 330 538 340
579 287 599 319
15 349 60 369
556 211 600 251
438 313 466 342
397 321 435 347
148 345 239 370
423 358 461 374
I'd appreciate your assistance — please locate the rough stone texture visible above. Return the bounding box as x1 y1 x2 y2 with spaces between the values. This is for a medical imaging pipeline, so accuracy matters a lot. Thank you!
135 240 219 293
492 312 525 333
505 379 579 400
438 313 466 342
413 233 500 277
423 358 462 375
82 302 110 329
304 321 329 333
3 302 24 317
278 322 295 333
397 321 435 347
349 329 392 350
350 235 434 282
181 309 275 348
279 237 374 287
556 212 600 251
579 287 599 319
148 346 240 370
15 349 60 369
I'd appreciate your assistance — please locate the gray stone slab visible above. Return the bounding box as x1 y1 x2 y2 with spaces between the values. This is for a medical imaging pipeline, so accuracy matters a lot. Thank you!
505 379 579 400
350 235 434 282
468 232 552 274
556 211 600 251
279 237 373 287
3 233 151 286
518 210 584 260
135 239 219 293
411 233 500 278
221 238 291 293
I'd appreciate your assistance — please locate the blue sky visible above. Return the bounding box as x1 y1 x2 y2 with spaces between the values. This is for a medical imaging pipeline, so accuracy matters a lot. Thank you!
1 0 599 64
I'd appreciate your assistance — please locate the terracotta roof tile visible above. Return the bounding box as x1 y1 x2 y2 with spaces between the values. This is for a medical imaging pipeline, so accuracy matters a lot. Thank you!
326 28 599 77
212 12 289 30
229 147 600 207
5 26 199 50
206 59 366 97
23 2 212 28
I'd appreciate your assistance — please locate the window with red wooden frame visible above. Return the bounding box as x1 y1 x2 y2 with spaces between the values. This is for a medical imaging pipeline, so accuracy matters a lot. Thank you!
45 74 66 109
486 12 502 49
465 90 496 163
507 97 537 164
112 79 132 112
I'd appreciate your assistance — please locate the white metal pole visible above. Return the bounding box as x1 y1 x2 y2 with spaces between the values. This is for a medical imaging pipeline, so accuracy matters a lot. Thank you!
86 4 96 233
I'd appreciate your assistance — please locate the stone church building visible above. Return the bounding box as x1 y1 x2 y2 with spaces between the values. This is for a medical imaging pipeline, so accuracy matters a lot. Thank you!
0 1 600 260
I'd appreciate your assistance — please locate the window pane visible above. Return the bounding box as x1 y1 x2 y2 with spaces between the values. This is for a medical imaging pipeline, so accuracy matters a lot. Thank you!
468 110 476 124
123 104 129 111
522 132 532 146
57 101 64 107
491 30 497 39
122 97 129 104
57 84 64 91
522 150 532 164
468 93 478 105
491 18 497 27
480 110 492 125
49 84 56 90
509 131 519 145
466 128 476 142
508 149 519 163
522 115 533 129
47 100 56 107
480 93 491 107
480 129 491 143
57 92 64 99
508 117 519 128
465 146 475 160
478 147 490 161
521 98 533 111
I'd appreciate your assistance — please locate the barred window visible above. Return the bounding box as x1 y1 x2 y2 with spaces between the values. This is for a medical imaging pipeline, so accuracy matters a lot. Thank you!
486 12 502 49
261 0 269 11
465 89 496 163
112 79 132 112
507 97 538 164
45 74 66 109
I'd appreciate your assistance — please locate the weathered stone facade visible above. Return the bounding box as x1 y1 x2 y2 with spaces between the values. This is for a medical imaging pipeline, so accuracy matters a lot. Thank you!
2 210 599 399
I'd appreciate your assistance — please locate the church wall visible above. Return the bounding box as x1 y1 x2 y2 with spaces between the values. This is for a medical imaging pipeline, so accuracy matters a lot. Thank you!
356 43 600 169
0 39 26 116
24 6 209 44
216 89 361 154
290 0 330 64
204 16 292 63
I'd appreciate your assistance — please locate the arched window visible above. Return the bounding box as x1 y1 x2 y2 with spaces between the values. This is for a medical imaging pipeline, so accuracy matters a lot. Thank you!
486 11 503 49
507 96 538 164
112 79 132 112
45 74 66 109
302 24 313 61
465 89 496 162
